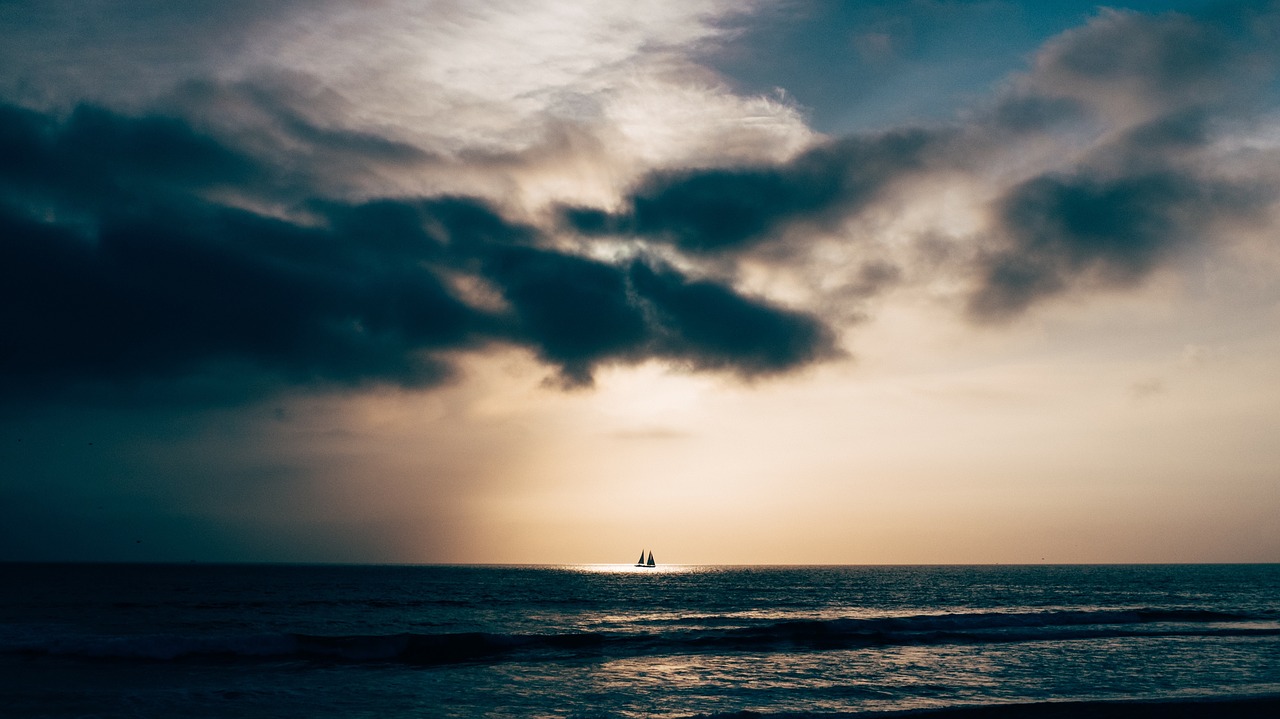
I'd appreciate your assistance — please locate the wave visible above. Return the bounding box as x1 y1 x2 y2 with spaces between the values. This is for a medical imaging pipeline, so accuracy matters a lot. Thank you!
4 608 1276 666
671 608 1278 654
688 693 1280 719
0 630 608 664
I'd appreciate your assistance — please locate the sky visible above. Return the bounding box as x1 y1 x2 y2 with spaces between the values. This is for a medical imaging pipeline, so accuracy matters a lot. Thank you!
1 0 1278 565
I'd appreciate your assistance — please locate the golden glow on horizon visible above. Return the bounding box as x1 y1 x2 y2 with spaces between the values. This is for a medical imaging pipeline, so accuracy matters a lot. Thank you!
568 564 705 575
216 4 1280 566
9 2 1274 567
318 291 1280 566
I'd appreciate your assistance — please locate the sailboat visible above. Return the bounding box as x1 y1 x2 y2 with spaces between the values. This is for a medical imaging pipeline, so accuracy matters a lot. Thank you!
635 550 655 568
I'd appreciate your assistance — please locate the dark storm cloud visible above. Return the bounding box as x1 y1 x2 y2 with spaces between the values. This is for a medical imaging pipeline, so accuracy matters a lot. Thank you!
480 246 651 386
0 101 838 403
628 262 838 375
0 197 479 398
0 102 257 205
476 247 837 386
563 129 939 253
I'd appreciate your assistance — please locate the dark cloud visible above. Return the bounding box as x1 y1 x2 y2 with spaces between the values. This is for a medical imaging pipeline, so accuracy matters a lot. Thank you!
563 129 939 253
481 246 650 386
8 3 1273 408
964 4 1280 322
968 168 1259 321
0 101 840 403
474 247 837 387
0 102 257 207
0 198 479 400
628 261 839 375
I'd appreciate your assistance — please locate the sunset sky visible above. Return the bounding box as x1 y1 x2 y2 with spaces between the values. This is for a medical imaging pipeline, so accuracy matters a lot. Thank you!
2 0 1278 564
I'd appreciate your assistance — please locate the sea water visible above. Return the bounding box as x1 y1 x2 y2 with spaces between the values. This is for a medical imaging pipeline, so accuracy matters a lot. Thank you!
1 563 1278 718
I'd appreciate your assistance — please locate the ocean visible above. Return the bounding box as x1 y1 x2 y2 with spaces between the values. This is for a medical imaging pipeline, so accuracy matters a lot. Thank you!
1 563 1277 718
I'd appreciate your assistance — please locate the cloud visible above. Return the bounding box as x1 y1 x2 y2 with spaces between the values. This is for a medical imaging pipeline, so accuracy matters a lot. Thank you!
629 261 839 374
169 78 435 168
986 93 1090 135
0 195 478 400
4 1 1280 567
475 247 837 387
0 102 258 207
968 6 1280 148
480 246 651 385
555 6 1280 329
1028 7 1264 114
0 1 322 107
962 4 1280 321
562 128 940 252
4 3 1279 409
0 100 838 403
968 164 1260 321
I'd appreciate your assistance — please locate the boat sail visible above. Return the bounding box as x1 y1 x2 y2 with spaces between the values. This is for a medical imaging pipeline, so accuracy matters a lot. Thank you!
635 549 657 568
635 550 646 566
646 551 655 567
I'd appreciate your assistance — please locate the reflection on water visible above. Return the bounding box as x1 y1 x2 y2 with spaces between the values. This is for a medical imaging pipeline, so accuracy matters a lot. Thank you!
560 563 712 575
4 564 1278 718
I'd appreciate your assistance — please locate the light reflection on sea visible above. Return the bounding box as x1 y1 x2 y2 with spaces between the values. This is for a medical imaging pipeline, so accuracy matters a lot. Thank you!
1 563 1278 718
562 563 713 575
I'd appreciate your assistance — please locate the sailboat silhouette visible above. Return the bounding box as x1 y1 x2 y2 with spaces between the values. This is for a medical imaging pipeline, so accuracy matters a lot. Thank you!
635 550 656 568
